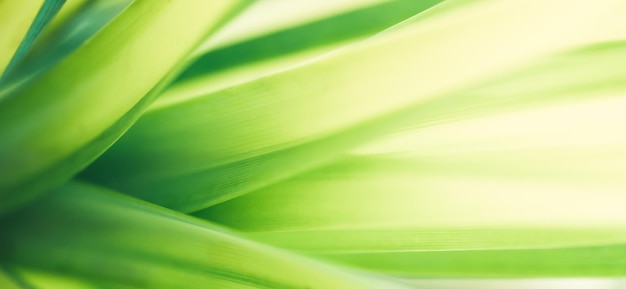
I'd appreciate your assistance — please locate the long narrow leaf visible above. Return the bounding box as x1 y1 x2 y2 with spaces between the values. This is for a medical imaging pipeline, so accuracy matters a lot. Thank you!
85 0 626 212
2 0 132 89
0 0 65 82
0 0 44 76
0 0 247 214
0 182 412 289
194 39 626 277
153 0 443 109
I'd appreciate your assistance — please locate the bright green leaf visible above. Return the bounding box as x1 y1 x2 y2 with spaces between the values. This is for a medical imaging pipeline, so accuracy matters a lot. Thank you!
0 0 44 76
84 0 626 213
0 0 65 82
0 182 413 289
0 0 247 215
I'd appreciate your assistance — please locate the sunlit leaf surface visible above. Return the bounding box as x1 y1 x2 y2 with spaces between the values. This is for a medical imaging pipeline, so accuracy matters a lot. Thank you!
85 0 626 213
2 0 626 287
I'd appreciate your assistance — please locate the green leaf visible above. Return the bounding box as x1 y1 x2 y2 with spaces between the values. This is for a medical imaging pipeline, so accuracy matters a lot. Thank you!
152 0 443 109
4 0 626 283
0 0 44 76
194 0 399 51
0 0 65 82
321 244 626 277
1 0 132 89
0 268 22 289
196 155 626 277
197 152 626 231
173 0 443 84
193 40 626 277
0 0 247 215
84 0 626 213
0 182 412 289
399 279 625 289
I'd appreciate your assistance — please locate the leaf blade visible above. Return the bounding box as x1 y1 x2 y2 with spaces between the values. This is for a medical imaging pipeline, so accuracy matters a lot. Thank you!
83 0 626 212
0 182 412 289
0 0 247 214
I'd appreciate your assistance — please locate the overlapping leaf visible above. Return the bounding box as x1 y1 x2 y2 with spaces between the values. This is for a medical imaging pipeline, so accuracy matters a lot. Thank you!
0 0 247 214
0 182 412 289
2 0 132 89
0 0 65 83
195 38 626 277
3 0 626 285
84 0 626 213
0 0 45 76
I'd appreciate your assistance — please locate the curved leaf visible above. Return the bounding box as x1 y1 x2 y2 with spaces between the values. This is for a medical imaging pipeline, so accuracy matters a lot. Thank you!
0 0 44 76
83 0 626 212
0 0 247 215
2 0 132 89
0 0 65 82
194 40 626 276
0 182 412 289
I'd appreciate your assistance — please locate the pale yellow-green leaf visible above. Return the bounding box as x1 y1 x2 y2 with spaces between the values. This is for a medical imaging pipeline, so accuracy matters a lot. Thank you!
0 0 44 75
0 0 247 214
85 0 626 213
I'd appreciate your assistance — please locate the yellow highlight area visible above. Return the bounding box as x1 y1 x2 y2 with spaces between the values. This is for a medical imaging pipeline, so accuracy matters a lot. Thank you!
0 0 43 75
